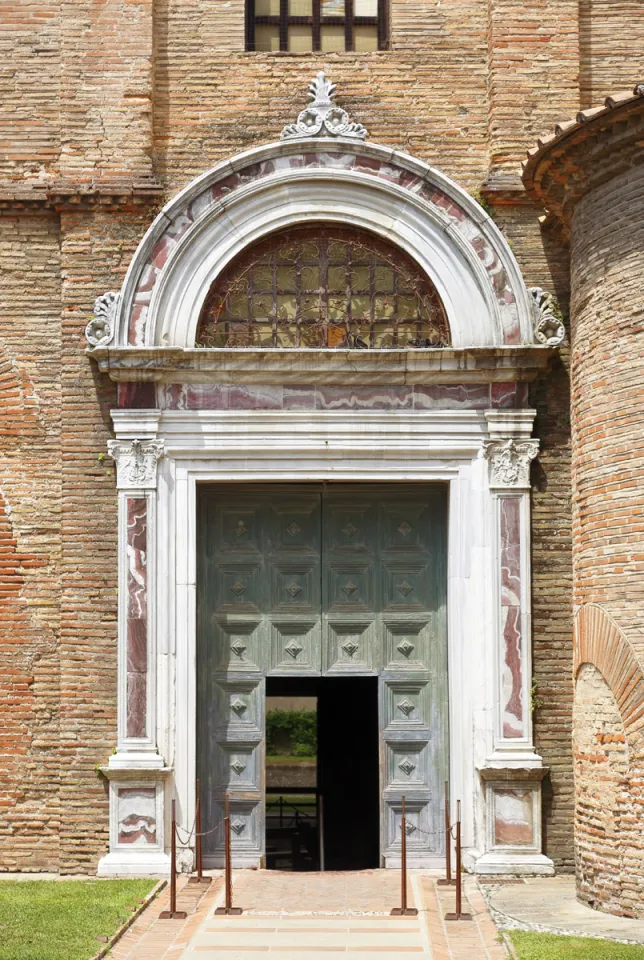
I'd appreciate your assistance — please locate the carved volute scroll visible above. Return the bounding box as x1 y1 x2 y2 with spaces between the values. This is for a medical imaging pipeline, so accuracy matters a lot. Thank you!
281 72 368 142
86 291 120 347
528 287 566 347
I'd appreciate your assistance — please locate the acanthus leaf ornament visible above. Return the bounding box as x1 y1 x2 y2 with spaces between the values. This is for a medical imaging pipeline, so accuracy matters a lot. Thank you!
481 438 540 489
280 72 368 142
107 438 165 489
86 290 120 347
529 287 566 347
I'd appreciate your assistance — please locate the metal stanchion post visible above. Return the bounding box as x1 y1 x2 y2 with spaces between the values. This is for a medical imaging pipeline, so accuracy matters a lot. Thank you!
215 795 243 916
391 796 418 917
160 799 188 919
437 780 455 886
445 800 472 921
189 778 211 885
318 793 325 872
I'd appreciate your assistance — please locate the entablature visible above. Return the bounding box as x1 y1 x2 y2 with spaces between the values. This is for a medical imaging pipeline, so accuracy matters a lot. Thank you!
88 344 555 385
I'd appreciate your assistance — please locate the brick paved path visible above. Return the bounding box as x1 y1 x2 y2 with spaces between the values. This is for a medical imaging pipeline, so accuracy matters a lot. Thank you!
107 871 508 959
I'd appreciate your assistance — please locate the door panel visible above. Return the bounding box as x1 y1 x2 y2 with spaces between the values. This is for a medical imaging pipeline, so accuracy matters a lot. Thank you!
197 483 448 867
323 492 378 674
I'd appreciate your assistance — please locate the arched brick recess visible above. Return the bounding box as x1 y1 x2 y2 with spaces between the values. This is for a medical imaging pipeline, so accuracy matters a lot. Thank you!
574 604 644 917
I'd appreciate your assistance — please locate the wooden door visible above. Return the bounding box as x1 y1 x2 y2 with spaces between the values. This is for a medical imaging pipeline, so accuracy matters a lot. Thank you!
322 486 448 861
197 483 448 866
197 486 321 865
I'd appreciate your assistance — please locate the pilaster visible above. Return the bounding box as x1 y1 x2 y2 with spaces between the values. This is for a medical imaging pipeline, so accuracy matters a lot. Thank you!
98 420 171 876
475 410 554 875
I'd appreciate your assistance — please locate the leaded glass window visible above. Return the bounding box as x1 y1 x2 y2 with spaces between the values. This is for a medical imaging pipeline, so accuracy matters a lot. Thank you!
196 226 450 350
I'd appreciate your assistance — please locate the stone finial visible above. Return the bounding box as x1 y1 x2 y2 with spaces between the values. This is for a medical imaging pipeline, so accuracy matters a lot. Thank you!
86 291 120 347
482 439 539 489
107 438 165 489
528 287 566 347
280 72 368 142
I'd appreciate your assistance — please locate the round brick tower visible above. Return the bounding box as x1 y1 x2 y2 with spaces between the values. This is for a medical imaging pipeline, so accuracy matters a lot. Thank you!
524 87 644 918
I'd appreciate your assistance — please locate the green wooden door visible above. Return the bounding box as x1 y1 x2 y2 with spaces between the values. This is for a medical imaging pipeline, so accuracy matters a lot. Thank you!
322 486 448 861
197 484 448 866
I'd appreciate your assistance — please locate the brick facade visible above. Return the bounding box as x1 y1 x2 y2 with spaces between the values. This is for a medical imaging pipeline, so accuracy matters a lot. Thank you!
3 0 644 876
526 97 644 916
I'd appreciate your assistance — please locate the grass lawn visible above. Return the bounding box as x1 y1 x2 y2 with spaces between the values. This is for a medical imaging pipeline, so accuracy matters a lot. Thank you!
509 931 644 959
0 879 157 960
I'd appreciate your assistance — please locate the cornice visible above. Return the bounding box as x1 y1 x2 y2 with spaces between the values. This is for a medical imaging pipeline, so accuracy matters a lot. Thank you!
522 84 644 232
88 345 555 385
0 178 164 213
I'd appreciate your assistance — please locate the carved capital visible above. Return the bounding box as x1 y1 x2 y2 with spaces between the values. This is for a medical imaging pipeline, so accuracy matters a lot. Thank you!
528 287 566 347
482 438 539 489
108 438 165 489
281 72 368 142
86 290 120 347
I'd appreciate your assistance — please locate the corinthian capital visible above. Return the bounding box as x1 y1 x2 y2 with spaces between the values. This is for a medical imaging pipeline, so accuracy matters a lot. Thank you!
482 438 539 489
108 438 165 489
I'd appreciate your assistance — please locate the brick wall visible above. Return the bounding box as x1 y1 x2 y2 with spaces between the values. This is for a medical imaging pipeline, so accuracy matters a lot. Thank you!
492 204 574 869
574 663 629 915
579 1 644 109
570 164 644 915
0 214 61 869
486 0 580 187
571 165 644 659
0 4 59 183
58 209 153 872
574 607 644 917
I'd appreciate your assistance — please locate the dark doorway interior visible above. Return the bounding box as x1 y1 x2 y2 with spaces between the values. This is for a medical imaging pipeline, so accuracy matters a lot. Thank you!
265 676 380 872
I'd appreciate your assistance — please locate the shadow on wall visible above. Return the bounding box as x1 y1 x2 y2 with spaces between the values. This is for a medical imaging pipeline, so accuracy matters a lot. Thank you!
574 605 644 918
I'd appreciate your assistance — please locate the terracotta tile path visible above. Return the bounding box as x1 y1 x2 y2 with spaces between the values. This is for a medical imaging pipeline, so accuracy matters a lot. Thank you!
106 871 508 959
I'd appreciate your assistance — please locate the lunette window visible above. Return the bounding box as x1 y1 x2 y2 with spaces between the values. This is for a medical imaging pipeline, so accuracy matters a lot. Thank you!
196 225 450 349
246 0 387 53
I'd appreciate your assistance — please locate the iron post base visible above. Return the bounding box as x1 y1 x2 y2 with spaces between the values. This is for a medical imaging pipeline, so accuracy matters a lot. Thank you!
159 910 188 919
188 876 212 884
215 907 243 915
390 908 418 916
437 879 456 886
445 912 472 921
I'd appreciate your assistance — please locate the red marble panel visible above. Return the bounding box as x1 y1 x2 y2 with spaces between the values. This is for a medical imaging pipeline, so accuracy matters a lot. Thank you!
491 382 518 409
413 384 490 409
501 606 523 738
126 498 147 739
315 385 413 409
126 671 147 739
117 383 157 409
118 787 156 845
127 618 147 673
283 385 316 409
500 497 521 607
494 788 534 846
226 384 283 410
499 496 524 737
127 499 147 619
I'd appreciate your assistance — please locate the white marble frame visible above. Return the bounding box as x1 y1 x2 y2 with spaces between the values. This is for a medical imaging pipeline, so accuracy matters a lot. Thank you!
112 138 535 350
105 405 552 873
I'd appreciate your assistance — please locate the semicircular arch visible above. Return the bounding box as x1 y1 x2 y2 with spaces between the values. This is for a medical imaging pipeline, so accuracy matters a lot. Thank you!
113 140 534 350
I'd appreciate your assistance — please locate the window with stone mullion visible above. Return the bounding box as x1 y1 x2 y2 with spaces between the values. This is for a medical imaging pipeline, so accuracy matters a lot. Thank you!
247 0 383 53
